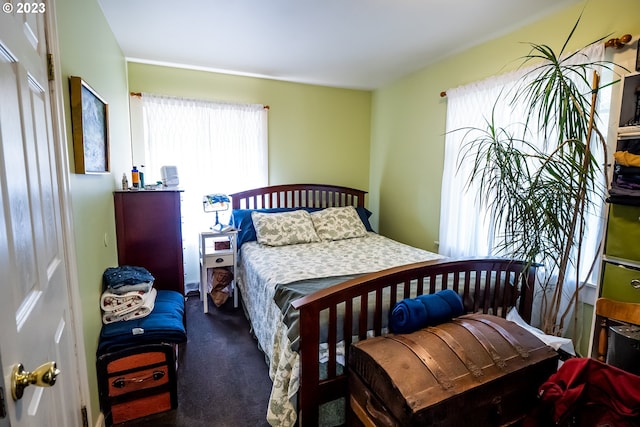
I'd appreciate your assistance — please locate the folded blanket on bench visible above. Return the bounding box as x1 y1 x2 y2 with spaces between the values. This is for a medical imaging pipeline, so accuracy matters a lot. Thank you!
102 288 157 324
101 287 151 313
389 289 464 334
103 265 155 293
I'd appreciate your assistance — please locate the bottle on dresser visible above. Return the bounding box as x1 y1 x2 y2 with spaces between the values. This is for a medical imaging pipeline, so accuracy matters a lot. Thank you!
131 166 140 189
139 165 145 189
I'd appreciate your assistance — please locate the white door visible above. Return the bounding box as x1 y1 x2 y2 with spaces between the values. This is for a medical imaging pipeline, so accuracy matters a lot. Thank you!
0 2 85 426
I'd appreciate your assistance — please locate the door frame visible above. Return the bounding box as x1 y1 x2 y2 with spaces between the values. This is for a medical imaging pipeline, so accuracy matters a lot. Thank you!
43 0 93 422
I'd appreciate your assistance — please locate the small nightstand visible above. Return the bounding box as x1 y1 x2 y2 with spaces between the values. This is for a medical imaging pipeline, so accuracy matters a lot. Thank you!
199 229 238 312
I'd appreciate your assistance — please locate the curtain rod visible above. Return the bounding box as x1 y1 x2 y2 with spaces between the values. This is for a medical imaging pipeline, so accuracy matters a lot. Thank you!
129 91 270 109
440 33 633 98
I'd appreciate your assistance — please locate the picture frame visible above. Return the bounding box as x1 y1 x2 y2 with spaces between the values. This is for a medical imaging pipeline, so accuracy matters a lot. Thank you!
69 76 110 174
636 39 640 72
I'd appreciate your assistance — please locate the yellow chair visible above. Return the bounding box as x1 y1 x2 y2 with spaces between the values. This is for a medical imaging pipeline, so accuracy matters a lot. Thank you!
591 297 640 362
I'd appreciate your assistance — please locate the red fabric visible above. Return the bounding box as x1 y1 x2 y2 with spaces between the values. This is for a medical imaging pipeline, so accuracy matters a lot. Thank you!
536 358 640 426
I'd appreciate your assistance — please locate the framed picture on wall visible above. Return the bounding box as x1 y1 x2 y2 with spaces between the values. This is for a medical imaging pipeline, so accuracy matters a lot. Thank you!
69 76 110 174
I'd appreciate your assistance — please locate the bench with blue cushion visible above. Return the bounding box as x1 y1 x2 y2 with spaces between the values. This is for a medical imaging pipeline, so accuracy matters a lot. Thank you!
97 290 186 356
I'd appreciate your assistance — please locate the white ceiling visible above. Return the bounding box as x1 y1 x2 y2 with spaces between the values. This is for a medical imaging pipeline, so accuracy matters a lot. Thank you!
98 0 579 90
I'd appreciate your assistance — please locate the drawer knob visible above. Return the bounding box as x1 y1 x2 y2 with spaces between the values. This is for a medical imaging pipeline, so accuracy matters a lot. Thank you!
631 279 640 290
216 257 224 263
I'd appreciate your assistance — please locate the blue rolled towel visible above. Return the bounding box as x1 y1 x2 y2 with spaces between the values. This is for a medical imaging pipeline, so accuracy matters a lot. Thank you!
417 294 452 325
389 289 464 334
388 298 428 334
416 289 464 324
438 288 464 314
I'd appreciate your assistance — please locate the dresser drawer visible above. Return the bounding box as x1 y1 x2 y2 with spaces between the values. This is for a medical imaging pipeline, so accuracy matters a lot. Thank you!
208 253 234 267
606 204 640 261
601 262 640 303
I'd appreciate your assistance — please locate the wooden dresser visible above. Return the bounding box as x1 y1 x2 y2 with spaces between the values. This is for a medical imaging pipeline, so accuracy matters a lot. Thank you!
113 190 184 294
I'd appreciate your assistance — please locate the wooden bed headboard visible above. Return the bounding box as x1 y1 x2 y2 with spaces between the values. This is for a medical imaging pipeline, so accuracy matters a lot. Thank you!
229 184 367 210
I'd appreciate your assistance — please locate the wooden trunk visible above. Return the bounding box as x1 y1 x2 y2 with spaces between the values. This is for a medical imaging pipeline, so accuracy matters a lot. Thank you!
348 314 558 427
97 343 178 425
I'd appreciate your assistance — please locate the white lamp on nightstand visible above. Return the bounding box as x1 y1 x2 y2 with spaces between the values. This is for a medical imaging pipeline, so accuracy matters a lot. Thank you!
203 193 230 231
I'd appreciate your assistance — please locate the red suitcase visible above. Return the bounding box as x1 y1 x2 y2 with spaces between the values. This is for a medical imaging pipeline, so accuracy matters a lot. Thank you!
97 343 178 425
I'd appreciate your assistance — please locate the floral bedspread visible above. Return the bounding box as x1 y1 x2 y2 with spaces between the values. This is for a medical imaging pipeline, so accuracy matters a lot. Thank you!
236 232 443 426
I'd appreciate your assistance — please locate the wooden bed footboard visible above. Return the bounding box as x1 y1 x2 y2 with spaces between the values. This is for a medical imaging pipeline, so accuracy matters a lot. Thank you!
291 257 537 426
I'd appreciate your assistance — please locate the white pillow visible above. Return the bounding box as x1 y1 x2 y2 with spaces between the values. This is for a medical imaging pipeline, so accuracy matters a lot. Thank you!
311 206 368 241
251 210 320 246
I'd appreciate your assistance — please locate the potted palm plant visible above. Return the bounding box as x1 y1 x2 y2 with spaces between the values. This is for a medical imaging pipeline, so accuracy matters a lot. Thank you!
456 20 628 337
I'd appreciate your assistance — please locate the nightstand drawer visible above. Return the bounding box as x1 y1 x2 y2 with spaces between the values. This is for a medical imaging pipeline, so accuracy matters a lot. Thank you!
209 253 234 267
601 262 640 303
606 204 640 261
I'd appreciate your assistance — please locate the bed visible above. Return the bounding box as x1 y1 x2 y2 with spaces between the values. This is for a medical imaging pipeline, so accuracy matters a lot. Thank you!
229 184 536 427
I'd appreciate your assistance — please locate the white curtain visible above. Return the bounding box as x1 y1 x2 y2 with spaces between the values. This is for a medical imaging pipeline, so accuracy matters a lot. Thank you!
440 44 607 328
439 75 522 258
138 94 268 289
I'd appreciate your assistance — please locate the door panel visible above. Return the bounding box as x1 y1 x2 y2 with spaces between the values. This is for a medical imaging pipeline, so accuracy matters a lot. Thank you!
0 3 83 426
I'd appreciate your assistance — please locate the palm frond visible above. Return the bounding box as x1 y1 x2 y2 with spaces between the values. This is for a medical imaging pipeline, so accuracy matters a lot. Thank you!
455 22 618 334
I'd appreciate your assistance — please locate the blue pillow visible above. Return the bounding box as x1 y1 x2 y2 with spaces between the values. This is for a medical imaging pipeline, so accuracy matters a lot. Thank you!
232 206 374 248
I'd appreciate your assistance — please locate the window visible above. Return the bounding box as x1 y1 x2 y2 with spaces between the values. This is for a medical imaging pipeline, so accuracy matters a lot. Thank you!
131 94 268 289
440 44 608 331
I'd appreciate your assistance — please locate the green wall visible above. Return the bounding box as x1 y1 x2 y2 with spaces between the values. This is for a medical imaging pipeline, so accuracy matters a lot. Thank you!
370 0 640 251
369 0 640 355
55 0 131 422
127 63 372 194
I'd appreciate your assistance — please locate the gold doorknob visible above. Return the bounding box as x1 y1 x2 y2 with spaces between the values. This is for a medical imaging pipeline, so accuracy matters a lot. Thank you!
11 361 60 400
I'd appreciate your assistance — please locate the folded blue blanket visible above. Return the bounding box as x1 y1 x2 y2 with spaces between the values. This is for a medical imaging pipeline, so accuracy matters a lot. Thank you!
389 289 464 334
103 265 155 290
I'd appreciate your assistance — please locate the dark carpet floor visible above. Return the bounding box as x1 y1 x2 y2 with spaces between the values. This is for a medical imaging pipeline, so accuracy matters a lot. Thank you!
116 292 273 427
